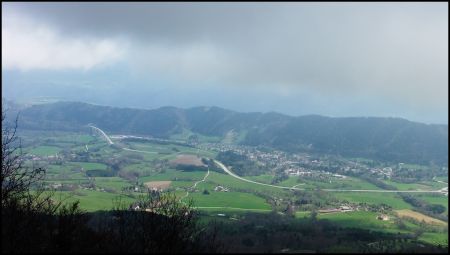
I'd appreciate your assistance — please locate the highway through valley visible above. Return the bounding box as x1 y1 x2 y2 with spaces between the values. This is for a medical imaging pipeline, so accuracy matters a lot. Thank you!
88 125 448 195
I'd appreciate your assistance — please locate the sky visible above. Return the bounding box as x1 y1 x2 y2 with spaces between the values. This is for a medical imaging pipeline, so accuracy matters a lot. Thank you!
2 2 448 124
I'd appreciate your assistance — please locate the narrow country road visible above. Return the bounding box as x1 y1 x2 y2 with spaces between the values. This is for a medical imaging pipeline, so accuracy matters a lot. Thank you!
290 183 305 190
213 160 304 190
123 147 158 154
180 168 210 202
88 125 447 195
89 125 212 201
213 160 446 194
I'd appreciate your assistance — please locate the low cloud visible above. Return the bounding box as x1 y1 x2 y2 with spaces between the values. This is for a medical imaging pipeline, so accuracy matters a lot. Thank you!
2 11 125 71
2 2 448 123
127 42 238 85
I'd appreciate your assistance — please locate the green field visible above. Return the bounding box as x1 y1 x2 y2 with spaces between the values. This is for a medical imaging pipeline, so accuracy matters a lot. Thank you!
45 164 76 175
420 232 448 246
382 180 444 191
246 174 274 184
317 211 396 231
16 129 449 248
71 162 107 170
333 192 412 209
186 191 271 210
49 134 95 144
315 211 447 246
277 176 302 186
139 169 207 182
206 172 289 195
415 194 448 208
295 211 311 218
27 146 61 156
54 190 137 212
277 175 382 190
125 140 217 158
94 177 132 191
413 194 449 214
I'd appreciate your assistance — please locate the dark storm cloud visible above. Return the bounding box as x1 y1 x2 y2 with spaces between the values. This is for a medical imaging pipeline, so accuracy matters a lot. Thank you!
4 2 282 42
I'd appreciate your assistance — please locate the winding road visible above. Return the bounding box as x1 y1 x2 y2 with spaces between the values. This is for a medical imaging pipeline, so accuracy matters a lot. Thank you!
88 125 114 145
290 183 305 190
213 160 447 194
180 168 210 202
88 125 448 195
123 148 158 154
213 160 305 191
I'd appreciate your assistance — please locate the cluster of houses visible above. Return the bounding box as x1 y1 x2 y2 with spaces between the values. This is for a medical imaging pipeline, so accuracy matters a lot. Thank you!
199 142 374 180
316 205 390 221
368 167 393 179
285 168 311 176
110 134 187 145
25 153 62 161
285 168 348 180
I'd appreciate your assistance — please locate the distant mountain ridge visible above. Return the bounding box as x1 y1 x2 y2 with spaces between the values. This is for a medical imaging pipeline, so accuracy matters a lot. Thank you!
14 101 448 165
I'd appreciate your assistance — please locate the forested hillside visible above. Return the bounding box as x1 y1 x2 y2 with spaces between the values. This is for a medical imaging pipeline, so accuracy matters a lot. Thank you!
14 101 448 165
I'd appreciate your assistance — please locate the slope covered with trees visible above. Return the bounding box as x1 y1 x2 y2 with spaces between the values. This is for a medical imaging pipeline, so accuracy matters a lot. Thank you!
15 101 448 165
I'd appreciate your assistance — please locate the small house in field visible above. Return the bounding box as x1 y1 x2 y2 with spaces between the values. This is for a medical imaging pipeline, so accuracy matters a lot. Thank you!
214 185 229 192
377 214 389 221
130 202 142 211
339 205 352 212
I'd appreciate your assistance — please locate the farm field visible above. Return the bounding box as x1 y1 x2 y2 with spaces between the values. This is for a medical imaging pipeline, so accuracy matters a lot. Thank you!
315 211 447 246
205 172 290 195
72 162 107 170
186 191 271 210
316 211 398 231
53 190 137 212
395 209 447 226
15 129 449 248
383 180 446 191
247 174 386 191
277 176 382 190
276 176 302 186
139 169 206 182
246 174 275 184
420 232 449 246
414 194 449 213
126 141 214 157
295 211 311 218
26 145 61 156
94 177 133 191
145 181 172 190
170 154 205 166
332 192 412 209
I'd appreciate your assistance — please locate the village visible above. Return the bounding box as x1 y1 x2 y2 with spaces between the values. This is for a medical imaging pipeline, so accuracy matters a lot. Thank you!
198 142 399 181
